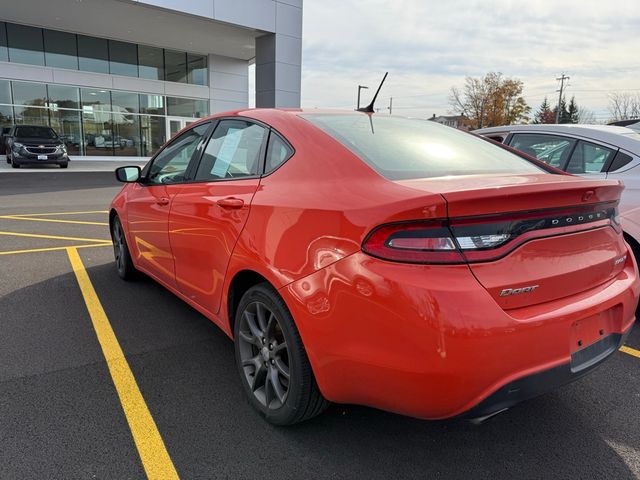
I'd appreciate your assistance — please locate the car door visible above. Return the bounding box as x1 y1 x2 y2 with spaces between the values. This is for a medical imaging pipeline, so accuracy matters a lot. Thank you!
169 119 269 314
125 122 210 287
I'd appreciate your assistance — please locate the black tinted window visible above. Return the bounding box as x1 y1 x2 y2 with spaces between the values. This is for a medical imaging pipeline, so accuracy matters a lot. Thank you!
15 126 57 138
607 151 634 172
303 115 542 180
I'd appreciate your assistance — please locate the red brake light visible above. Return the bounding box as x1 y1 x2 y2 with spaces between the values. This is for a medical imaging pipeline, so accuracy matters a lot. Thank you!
362 221 465 264
363 202 620 265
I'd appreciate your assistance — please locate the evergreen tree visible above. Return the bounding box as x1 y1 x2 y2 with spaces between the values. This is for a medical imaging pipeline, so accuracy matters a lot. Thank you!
553 97 571 124
533 97 555 124
567 96 579 124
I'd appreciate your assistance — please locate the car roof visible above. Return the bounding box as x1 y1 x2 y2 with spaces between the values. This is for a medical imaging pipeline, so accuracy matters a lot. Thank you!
474 124 640 154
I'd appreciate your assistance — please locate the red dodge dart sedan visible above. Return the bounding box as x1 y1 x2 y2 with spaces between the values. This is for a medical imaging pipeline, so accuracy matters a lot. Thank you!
110 109 639 425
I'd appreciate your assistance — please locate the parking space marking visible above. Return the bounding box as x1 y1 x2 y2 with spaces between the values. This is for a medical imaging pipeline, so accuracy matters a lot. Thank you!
0 243 111 256
0 215 109 226
66 247 179 480
621 345 640 359
6 210 109 217
0 231 110 243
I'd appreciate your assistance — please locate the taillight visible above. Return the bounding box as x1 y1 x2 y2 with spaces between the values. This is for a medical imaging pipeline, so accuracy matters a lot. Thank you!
362 202 619 264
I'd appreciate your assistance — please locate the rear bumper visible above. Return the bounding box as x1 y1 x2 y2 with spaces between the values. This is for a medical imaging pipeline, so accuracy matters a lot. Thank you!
280 249 639 420
461 329 630 420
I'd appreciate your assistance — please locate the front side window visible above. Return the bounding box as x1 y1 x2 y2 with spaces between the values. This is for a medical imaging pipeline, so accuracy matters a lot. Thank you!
566 140 615 174
509 133 576 169
303 114 543 180
195 120 267 181
146 122 210 185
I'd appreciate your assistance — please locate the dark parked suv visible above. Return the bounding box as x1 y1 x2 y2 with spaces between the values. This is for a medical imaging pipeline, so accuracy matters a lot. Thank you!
5 125 69 168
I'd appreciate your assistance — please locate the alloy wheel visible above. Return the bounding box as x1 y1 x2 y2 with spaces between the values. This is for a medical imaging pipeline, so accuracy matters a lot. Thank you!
237 302 290 410
112 220 126 273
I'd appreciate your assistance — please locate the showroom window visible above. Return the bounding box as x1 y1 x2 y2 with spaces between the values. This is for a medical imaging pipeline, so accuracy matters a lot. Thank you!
0 23 8 62
109 40 138 77
138 45 164 81
0 79 208 156
7 23 44 66
2 22 207 85
77 35 109 74
44 30 78 70
164 50 187 83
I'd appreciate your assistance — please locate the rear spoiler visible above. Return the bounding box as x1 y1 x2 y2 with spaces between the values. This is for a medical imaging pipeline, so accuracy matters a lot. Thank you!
468 131 570 176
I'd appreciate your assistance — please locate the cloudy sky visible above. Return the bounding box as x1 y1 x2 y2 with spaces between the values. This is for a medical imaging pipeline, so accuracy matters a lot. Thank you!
299 0 640 122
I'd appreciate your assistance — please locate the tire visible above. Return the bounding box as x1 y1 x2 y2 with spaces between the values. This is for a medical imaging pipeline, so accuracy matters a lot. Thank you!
234 283 328 425
10 156 19 168
59 162 69 169
111 215 136 280
5 156 9 164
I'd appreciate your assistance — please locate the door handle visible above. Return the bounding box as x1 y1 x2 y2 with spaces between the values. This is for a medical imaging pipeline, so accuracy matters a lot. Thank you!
217 197 244 209
156 197 170 206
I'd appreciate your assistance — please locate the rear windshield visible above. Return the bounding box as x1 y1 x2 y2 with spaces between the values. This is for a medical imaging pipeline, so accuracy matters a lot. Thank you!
302 114 543 180
15 126 58 139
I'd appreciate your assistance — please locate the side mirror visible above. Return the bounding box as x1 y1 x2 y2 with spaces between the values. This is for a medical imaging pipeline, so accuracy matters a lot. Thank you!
115 166 141 183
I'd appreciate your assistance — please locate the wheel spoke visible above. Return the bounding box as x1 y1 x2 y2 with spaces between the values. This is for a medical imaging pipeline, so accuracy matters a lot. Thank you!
244 310 263 340
251 363 267 392
269 367 286 403
264 371 273 406
242 354 261 368
273 342 287 354
274 357 290 379
264 312 276 339
238 330 260 347
255 303 268 331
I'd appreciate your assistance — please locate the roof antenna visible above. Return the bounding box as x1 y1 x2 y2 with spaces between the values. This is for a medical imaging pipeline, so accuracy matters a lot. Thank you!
357 72 388 113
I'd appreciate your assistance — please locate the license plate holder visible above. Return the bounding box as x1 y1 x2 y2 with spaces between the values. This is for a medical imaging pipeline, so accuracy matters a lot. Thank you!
570 310 616 354
37 155 48 160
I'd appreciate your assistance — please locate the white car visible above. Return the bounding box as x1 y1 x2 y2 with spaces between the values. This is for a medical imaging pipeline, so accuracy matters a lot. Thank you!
475 124 640 260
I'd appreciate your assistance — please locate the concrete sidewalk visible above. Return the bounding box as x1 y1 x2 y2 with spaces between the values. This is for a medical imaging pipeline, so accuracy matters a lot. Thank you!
0 156 148 173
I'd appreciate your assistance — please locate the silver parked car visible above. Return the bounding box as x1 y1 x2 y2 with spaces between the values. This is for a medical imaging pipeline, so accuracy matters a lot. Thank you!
475 124 640 261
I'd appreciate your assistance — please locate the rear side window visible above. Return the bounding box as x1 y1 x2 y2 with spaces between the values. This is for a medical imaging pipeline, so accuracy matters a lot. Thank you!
606 150 634 172
265 132 294 173
195 120 267 181
509 133 575 169
566 140 615 174
302 114 542 180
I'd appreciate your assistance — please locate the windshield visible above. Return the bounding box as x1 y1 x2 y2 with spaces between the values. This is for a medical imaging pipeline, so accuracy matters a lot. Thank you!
302 114 544 180
15 126 58 139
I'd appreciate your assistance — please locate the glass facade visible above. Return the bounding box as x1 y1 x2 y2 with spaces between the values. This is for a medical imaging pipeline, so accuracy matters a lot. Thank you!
0 79 209 157
0 21 208 86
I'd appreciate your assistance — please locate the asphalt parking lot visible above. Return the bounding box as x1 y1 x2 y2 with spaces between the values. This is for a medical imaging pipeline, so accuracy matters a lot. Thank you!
1 171 639 480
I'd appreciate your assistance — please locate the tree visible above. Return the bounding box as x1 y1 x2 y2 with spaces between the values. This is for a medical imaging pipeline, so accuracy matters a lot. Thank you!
533 97 555 124
449 72 531 129
566 96 579 124
553 97 571 124
608 92 640 121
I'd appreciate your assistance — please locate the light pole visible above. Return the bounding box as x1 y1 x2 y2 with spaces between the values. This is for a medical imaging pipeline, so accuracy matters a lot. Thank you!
357 85 368 110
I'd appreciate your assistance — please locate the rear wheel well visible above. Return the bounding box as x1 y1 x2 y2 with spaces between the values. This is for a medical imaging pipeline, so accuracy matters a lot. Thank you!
624 232 640 264
227 270 271 335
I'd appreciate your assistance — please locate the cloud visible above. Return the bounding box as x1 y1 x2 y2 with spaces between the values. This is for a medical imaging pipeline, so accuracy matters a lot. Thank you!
301 0 640 121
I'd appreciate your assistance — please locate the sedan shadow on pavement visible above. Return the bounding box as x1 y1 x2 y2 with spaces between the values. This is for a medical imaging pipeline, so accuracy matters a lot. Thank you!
1 261 637 479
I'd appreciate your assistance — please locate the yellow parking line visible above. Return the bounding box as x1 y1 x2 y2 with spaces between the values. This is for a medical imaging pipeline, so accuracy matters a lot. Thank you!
0 215 109 226
0 242 111 256
620 345 640 359
66 247 179 480
7 210 108 217
0 231 110 243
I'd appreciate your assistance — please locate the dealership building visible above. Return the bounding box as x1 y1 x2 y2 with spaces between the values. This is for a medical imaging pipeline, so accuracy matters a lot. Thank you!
0 0 303 158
